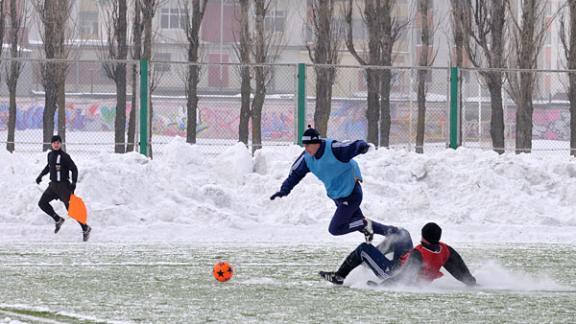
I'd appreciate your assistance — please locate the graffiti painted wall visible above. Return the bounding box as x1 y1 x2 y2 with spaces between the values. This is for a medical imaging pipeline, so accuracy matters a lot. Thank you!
0 97 571 147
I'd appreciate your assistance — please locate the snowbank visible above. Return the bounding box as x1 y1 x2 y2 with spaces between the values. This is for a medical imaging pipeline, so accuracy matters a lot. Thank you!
1 137 576 245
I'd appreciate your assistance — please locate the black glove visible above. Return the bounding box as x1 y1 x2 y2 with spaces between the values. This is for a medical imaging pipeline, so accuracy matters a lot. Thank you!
360 143 370 154
36 176 42 184
69 182 76 193
270 191 287 200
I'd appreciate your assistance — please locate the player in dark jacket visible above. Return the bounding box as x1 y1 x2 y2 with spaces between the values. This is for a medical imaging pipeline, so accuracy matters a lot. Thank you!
36 135 91 242
320 223 476 287
270 126 395 242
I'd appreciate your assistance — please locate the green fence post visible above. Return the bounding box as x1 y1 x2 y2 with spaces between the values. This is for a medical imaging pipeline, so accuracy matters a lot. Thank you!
450 67 459 149
297 63 306 146
139 59 149 156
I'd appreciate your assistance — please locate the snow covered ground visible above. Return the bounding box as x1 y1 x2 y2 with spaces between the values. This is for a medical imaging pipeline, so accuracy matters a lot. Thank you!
1 137 576 246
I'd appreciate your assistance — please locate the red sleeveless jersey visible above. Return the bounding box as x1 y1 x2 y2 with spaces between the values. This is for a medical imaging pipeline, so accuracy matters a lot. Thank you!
413 242 451 281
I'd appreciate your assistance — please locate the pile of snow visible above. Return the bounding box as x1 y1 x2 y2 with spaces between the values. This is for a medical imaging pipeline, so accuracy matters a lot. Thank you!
1 137 576 244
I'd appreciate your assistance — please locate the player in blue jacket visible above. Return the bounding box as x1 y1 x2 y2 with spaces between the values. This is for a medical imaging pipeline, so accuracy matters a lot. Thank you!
270 126 395 242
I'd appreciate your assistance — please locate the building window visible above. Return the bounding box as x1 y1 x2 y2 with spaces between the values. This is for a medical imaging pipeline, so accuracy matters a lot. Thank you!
154 53 172 72
79 11 98 39
264 10 285 33
161 7 186 29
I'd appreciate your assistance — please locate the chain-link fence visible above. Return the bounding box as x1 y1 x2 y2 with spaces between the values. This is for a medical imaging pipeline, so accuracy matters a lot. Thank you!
0 58 141 154
461 68 572 155
306 65 450 152
147 61 297 154
2 58 575 156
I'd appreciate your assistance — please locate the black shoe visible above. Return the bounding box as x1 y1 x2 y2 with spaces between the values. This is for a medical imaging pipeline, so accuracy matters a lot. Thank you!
82 225 91 242
362 218 374 243
319 271 344 285
54 217 65 234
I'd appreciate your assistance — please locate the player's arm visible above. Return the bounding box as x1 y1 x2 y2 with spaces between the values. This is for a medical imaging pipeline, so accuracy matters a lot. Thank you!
271 152 310 200
331 140 370 163
36 155 50 184
443 246 477 286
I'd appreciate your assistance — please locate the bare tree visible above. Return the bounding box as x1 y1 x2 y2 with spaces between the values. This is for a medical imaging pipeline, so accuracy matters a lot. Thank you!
560 0 576 156
233 0 284 151
345 0 381 145
5 0 27 153
127 0 143 152
378 1 407 148
235 0 252 145
306 0 343 136
506 0 549 153
33 0 74 151
345 0 407 147
101 0 129 153
182 0 208 144
0 0 7 152
459 0 508 154
415 0 434 154
251 0 284 153
0 0 5 67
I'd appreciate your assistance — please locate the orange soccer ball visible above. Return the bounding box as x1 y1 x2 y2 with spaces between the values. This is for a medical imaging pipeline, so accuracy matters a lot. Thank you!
213 261 234 282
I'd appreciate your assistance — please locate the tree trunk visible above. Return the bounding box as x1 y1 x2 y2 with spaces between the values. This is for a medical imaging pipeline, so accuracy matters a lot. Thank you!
565 0 576 156
379 0 396 149
366 69 380 145
57 67 66 151
6 0 18 153
251 0 268 154
113 0 128 153
570 73 576 156
380 68 392 148
309 0 338 136
416 69 427 154
6 84 16 152
515 71 534 153
127 0 142 152
184 0 207 144
314 66 335 137
486 74 505 154
186 64 200 144
416 0 430 154
115 64 127 153
251 67 265 154
239 65 251 144
127 63 138 152
43 66 57 151
237 0 251 145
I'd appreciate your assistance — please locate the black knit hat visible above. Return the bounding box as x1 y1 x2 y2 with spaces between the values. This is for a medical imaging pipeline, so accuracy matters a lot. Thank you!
421 222 442 244
302 125 321 144
51 135 62 143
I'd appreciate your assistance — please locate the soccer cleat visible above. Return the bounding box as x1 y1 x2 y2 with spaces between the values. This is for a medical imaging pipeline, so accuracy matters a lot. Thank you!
362 218 374 243
319 271 344 285
82 225 92 242
54 217 65 234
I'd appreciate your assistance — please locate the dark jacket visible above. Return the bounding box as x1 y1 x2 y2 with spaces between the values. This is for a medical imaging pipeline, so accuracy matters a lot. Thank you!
39 150 78 184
